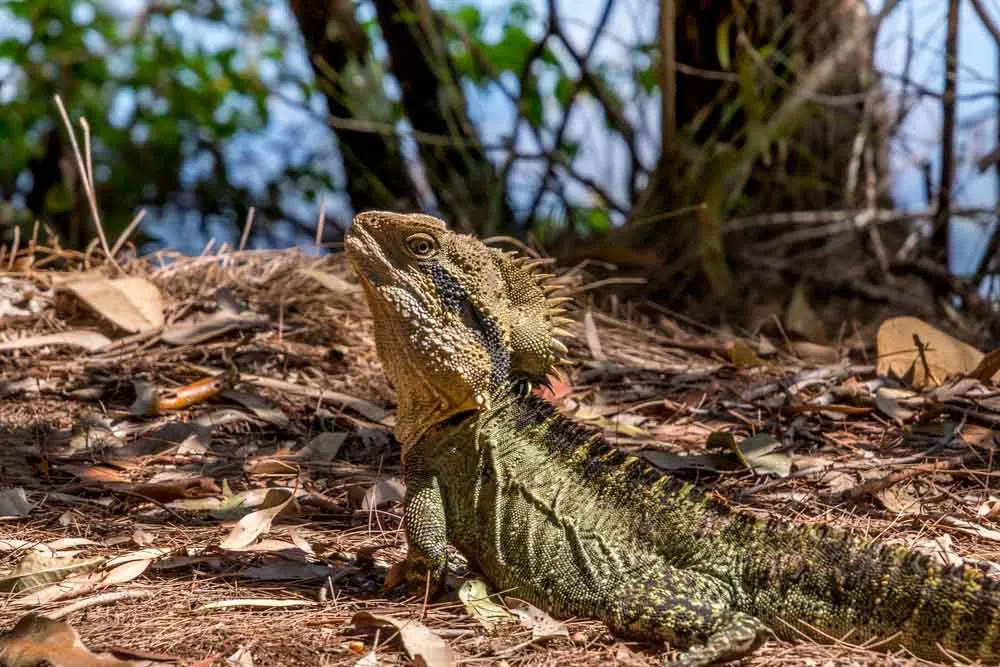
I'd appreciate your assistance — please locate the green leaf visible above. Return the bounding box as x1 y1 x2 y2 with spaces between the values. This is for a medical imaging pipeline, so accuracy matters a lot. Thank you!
581 208 611 233
459 580 515 622
451 5 482 33
508 1 534 24
490 24 534 72
522 96 543 128
716 18 731 70
734 433 791 477
554 75 575 109
635 66 657 93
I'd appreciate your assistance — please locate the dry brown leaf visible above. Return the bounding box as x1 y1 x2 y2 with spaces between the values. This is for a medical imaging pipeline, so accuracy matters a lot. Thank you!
506 598 569 640
59 277 164 333
56 464 128 484
458 580 515 623
11 557 154 607
104 549 172 567
875 482 924 515
351 612 455 667
0 331 112 353
970 348 1000 383
873 386 917 423
226 645 254 667
286 527 314 555
160 308 271 345
219 488 296 550
785 281 824 342
361 478 406 511
41 539 99 554
0 553 105 595
0 488 31 518
978 497 1000 520
219 390 289 428
294 432 346 462
960 424 998 449
876 316 987 387
0 615 142 667
912 534 963 567
247 459 299 475
726 340 762 367
111 478 221 503
786 341 840 364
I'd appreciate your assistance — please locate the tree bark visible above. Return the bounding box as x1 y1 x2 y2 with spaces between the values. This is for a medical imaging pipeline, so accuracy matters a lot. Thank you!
289 0 419 223
931 0 959 264
370 0 513 234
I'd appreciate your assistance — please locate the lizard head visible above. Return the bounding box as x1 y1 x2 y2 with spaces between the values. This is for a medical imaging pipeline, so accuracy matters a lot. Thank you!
346 211 571 450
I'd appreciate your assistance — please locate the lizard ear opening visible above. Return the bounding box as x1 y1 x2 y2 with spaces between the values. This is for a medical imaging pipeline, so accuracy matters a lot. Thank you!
491 248 574 380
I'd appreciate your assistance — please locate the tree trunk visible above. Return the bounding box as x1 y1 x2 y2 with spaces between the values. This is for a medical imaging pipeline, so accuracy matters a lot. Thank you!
289 0 419 223
628 0 891 303
370 0 513 235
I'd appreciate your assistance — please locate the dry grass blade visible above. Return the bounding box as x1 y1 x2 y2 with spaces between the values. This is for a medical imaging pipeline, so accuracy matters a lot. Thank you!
52 94 121 275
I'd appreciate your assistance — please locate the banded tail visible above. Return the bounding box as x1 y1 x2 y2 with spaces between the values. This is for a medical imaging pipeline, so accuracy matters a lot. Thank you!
735 518 1000 661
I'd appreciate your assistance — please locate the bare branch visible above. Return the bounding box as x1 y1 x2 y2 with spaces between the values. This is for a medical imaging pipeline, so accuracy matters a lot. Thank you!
659 0 676 164
931 0 960 261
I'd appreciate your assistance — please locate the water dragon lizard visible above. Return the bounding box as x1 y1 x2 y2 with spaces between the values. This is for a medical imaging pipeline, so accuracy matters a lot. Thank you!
345 210 1000 666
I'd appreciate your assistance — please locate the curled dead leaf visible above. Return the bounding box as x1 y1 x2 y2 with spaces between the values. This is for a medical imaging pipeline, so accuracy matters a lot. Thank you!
350 612 455 667
58 277 164 334
876 316 988 387
219 488 297 550
0 615 141 667
458 580 515 623
506 597 569 641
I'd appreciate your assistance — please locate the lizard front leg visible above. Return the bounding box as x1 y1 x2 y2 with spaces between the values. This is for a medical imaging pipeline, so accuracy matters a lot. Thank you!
401 456 449 596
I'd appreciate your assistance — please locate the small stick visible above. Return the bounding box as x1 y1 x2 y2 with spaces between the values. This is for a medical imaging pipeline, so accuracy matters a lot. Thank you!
110 209 147 257
912 333 939 385
421 569 432 620
7 225 20 271
52 94 121 274
46 588 155 619
239 206 256 251
315 197 325 249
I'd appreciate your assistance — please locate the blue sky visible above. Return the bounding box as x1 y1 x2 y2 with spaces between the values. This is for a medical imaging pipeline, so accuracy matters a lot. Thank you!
872 0 998 272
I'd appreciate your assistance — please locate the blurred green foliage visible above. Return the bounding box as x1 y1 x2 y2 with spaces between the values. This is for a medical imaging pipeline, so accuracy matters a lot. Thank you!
0 0 332 249
0 0 875 265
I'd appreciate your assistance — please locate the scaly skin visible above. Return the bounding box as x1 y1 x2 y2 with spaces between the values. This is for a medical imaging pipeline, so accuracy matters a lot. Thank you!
345 211 1000 666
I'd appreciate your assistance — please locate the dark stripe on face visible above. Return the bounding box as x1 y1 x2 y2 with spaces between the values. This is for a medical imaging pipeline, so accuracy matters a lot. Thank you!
425 262 510 392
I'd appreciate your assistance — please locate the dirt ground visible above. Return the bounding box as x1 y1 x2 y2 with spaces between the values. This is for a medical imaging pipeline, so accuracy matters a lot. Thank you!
1 246 998 667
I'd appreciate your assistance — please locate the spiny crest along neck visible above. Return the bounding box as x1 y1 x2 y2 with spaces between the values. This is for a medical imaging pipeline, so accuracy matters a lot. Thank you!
345 211 573 451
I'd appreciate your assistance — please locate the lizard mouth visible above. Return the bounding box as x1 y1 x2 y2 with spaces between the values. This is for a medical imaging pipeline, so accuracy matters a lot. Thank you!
344 224 387 287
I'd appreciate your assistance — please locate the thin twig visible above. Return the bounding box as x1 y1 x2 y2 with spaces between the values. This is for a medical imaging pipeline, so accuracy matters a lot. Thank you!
110 209 146 257
47 589 156 620
52 95 121 274
239 207 256 252
315 197 326 249
659 0 676 165
931 0 960 261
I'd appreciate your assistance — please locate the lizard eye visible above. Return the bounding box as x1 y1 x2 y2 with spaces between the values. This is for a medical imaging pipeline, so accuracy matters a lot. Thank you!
406 233 438 259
